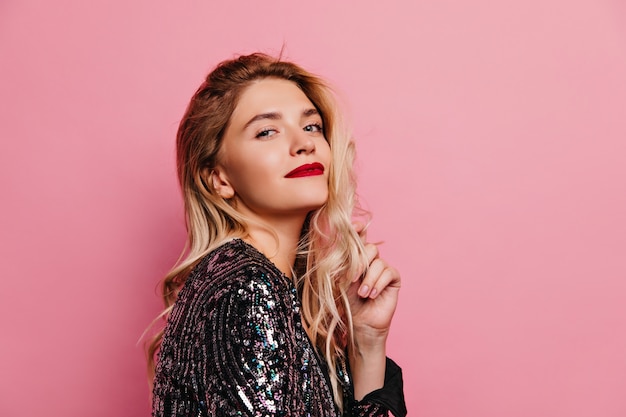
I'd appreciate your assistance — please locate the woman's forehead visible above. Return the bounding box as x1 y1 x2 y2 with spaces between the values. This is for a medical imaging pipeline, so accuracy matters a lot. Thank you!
230 79 316 124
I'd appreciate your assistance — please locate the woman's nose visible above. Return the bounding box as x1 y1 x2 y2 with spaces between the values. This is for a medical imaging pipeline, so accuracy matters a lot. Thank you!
290 129 316 155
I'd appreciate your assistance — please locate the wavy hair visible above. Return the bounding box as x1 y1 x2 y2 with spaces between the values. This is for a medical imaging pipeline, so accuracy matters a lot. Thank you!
147 53 369 409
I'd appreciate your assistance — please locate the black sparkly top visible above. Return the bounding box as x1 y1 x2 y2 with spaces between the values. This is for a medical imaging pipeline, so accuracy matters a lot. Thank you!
152 239 407 417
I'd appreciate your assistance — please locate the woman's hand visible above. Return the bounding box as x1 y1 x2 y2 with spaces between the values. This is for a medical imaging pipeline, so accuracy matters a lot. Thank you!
347 222 401 400
348 223 401 348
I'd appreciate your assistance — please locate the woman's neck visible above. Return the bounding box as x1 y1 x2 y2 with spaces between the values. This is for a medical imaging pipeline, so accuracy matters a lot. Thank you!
243 216 305 278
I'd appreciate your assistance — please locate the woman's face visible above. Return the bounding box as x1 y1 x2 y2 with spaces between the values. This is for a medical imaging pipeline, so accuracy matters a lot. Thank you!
213 78 331 224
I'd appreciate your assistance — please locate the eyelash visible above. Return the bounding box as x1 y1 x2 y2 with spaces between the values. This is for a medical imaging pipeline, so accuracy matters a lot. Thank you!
255 128 277 139
304 123 323 133
254 123 324 139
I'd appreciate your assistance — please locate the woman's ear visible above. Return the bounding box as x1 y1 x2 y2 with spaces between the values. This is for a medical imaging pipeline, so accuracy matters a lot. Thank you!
209 167 235 199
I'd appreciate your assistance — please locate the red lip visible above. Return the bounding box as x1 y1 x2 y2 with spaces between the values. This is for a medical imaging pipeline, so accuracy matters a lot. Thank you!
285 162 325 178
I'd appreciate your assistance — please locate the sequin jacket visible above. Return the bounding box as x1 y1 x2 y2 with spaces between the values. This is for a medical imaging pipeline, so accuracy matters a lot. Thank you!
153 239 407 417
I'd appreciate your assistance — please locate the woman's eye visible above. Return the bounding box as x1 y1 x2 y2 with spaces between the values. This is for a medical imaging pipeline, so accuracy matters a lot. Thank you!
304 123 323 133
255 128 277 139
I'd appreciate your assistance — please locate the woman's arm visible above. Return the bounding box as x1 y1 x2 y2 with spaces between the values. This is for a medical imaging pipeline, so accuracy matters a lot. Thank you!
349 239 401 397
345 226 406 416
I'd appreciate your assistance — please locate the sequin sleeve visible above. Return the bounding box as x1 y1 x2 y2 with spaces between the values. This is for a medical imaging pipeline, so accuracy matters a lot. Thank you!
199 269 308 415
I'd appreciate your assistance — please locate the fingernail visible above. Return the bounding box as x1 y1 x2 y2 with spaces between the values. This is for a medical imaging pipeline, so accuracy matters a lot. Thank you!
359 285 369 297
369 288 377 298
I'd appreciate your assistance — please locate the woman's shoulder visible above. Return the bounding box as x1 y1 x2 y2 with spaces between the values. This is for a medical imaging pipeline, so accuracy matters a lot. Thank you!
198 238 282 278
181 238 291 305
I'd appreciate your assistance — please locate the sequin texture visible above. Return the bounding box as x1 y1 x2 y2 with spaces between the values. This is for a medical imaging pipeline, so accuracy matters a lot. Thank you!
152 239 406 416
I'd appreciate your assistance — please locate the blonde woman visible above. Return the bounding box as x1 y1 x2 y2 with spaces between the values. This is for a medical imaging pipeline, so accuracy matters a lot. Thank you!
149 53 407 417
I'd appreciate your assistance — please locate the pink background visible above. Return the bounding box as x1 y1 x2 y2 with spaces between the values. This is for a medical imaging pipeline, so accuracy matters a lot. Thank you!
1 1 625 416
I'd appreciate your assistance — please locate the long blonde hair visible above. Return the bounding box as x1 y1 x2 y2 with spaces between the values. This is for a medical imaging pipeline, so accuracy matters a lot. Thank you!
148 53 369 408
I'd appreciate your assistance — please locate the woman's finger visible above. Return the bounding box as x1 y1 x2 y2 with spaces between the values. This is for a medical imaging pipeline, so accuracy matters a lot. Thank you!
358 257 385 298
353 243 379 283
367 265 400 299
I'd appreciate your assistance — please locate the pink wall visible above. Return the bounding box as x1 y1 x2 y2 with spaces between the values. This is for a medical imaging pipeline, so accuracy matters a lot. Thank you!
1 1 625 416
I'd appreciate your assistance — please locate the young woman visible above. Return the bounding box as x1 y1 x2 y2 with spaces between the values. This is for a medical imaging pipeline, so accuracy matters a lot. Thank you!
149 53 407 417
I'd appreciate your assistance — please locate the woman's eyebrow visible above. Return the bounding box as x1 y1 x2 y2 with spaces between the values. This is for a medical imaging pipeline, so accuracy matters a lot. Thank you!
302 108 319 118
243 108 319 130
244 112 281 129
